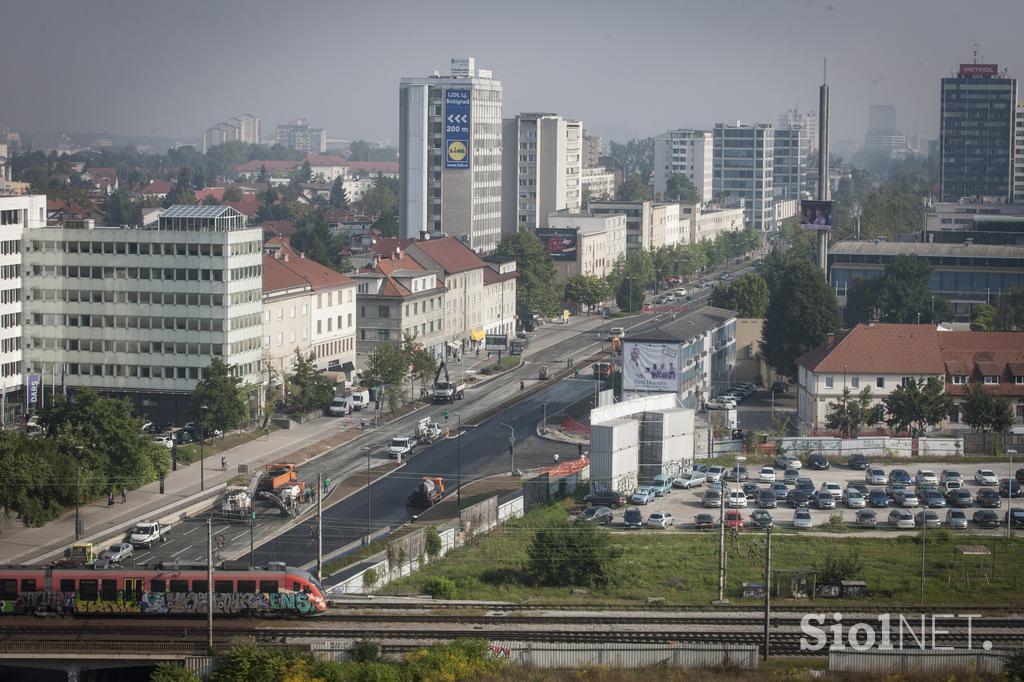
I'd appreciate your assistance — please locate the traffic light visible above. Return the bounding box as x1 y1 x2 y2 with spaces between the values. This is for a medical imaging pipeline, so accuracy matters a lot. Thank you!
508 444 513 458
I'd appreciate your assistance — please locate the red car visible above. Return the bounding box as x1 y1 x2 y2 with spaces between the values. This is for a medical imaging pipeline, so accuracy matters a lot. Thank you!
724 510 744 530
642 304 653 312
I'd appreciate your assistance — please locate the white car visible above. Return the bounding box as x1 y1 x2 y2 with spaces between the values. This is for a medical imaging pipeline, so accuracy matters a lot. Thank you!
975 469 999 486
706 398 737 410
728 490 748 508
705 466 726 483
915 470 938 486
153 435 174 449
793 509 813 529
387 436 416 460
940 470 963 485
609 327 625 337
758 467 776 483
647 511 675 528
821 482 843 500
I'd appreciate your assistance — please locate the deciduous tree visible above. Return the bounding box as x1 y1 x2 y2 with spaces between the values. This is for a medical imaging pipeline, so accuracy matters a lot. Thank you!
664 173 700 203
494 231 561 318
526 521 619 588
709 273 769 318
193 358 249 433
825 387 884 438
761 259 840 378
882 377 952 437
363 342 408 413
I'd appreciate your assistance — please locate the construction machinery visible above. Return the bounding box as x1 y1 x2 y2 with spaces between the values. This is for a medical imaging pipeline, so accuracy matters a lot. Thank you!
407 476 445 508
432 362 465 403
415 417 443 444
259 463 298 491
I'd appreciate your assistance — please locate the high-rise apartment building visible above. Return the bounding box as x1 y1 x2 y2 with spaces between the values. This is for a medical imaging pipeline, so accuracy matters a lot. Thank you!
1014 104 1024 204
939 63 1017 203
653 130 713 202
772 125 810 199
202 114 261 153
713 122 774 231
582 131 603 168
0 194 45 422
399 57 503 251
22 205 264 425
501 113 582 231
275 119 327 154
777 109 817 153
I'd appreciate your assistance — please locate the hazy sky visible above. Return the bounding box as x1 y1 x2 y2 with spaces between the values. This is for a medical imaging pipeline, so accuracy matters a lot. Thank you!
4 0 1022 147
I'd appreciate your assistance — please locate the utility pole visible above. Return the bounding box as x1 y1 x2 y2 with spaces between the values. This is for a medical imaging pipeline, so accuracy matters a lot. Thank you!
316 471 323 581
199 404 208 492
364 446 372 545
456 412 462 509
500 423 515 475
714 433 728 604
920 516 926 604
74 445 83 540
206 516 214 653
249 511 255 569
763 526 772 661
1008 450 1017 539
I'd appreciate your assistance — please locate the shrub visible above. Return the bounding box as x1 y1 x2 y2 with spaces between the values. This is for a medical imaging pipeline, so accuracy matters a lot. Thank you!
423 576 456 600
526 520 619 588
425 526 443 559
828 513 844 529
362 567 378 587
349 639 382 663
404 639 503 680
1005 647 1024 681
151 662 201 682
815 550 863 586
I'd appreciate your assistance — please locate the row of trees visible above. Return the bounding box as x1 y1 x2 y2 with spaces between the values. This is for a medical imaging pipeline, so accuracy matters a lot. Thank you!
0 391 169 526
845 254 951 326
971 288 1024 331
359 334 439 414
827 378 1015 439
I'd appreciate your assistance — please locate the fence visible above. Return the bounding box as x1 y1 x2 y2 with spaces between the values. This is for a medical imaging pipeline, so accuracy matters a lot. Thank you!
828 648 1011 675
486 642 759 669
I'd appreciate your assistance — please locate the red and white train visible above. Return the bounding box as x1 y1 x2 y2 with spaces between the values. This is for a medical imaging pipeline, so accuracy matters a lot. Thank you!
0 562 328 616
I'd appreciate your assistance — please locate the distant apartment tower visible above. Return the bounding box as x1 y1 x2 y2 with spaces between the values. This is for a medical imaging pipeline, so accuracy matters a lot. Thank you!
399 57 503 251
22 205 264 425
940 63 1017 203
777 108 817 153
863 104 906 158
653 130 713 202
713 122 774 231
0 195 45 421
501 113 582 231
582 131 603 168
202 114 261 153
1015 103 1024 204
772 125 810 199
276 119 327 153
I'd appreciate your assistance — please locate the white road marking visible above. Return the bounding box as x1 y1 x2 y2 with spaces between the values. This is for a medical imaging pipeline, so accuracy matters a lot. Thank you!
170 547 190 558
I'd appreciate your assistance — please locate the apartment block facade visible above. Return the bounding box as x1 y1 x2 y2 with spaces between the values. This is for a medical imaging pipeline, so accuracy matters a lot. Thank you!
713 122 774 231
501 113 582 231
653 129 713 202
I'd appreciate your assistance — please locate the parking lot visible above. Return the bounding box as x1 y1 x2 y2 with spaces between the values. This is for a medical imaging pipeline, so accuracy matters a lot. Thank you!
581 458 1023 534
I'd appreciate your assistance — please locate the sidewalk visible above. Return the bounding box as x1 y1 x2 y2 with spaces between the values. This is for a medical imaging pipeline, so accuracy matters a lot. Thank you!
0 312 607 566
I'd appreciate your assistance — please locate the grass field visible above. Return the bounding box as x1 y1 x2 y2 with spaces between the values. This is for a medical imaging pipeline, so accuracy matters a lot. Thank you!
390 500 1024 608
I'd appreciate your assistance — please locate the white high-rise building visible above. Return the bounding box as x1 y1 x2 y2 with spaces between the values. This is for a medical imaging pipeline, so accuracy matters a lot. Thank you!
0 194 45 421
653 130 713 202
501 113 582 231
22 205 264 425
203 114 261 153
1014 103 1024 204
399 57 503 252
713 122 774 232
777 108 817 153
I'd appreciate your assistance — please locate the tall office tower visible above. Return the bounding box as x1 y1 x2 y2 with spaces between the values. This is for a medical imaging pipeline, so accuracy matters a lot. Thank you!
772 124 810 199
22 205 264 425
653 130 713 201
940 62 1016 203
862 104 906 158
501 113 582 231
276 119 327 153
582 131 603 168
1014 103 1024 204
0 194 45 422
777 108 817 153
399 57 503 251
712 122 774 231
203 114 261 153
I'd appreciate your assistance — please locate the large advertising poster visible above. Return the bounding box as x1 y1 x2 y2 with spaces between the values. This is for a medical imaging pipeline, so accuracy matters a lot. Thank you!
622 342 682 393
535 228 578 261
484 334 508 352
26 374 40 407
800 200 833 231
444 89 471 169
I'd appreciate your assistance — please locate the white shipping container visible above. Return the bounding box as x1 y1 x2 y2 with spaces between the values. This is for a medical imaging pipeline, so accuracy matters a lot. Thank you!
660 407 695 437
590 419 639 485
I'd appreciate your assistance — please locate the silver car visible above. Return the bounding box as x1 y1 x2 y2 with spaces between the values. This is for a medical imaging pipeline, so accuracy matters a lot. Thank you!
843 490 866 509
915 510 942 528
673 472 706 489
866 468 887 485
888 509 915 529
793 509 813 529
946 508 969 530
783 468 800 484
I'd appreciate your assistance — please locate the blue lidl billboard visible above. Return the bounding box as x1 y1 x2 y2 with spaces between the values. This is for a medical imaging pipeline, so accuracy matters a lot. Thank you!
444 89 471 169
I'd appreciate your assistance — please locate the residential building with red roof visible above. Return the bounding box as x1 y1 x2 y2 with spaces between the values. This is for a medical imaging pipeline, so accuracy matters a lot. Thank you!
193 187 225 203
262 243 357 376
797 323 1024 431
236 159 301 180
138 180 173 199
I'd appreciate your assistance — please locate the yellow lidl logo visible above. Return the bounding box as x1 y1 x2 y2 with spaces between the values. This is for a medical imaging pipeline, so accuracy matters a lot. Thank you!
447 140 467 162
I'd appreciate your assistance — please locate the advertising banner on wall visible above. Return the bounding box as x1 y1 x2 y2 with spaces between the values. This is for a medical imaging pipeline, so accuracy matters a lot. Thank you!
26 374 40 407
622 342 682 393
535 228 578 261
800 200 833 230
444 89 471 169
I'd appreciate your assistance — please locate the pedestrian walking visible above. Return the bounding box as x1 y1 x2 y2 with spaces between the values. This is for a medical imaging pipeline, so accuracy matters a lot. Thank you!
120 486 126 504
520 380 525 391
107 491 114 507
221 456 227 472
553 453 559 464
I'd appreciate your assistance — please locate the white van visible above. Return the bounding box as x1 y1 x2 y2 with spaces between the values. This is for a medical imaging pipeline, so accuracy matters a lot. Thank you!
350 389 370 411
328 395 351 416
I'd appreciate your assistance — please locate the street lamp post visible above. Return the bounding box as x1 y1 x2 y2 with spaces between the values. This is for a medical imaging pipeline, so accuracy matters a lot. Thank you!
456 413 462 509
74 445 83 540
500 423 515 475
1009 449 1018 539
363 446 372 544
199 405 209 492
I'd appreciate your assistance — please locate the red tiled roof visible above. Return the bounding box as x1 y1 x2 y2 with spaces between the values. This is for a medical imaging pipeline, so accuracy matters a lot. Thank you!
372 237 417 257
141 180 172 195
408 236 484 274
193 187 225 202
938 331 1024 397
87 167 117 180
262 248 353 294
798 324 945 375
47 198 91 216
346 161 398 174
236 160 301 173
306 154 347 166
224 197 260 217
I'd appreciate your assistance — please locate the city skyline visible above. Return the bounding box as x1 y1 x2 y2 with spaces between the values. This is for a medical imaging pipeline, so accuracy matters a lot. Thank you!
3 0 1023 147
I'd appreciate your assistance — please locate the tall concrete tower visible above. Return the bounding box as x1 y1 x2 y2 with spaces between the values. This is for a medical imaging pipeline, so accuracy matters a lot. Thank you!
816 63 831 272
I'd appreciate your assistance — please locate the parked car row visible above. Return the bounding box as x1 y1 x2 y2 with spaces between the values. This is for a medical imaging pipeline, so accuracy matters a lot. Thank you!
707 383 758 410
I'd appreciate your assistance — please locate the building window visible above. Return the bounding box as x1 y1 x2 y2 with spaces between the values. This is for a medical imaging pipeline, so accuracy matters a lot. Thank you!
850 377 860 389
876 377 885 389
984 375 1000 385
1017 404 1024 419
316 320 322 334
952 375 967 384
1016 376 1024 385
824 376 833 389
378 306 390 318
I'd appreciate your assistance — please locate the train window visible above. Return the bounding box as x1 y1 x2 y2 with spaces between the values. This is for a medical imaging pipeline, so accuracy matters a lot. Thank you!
21 579 36 593
79 579 98 601
0 579 16 599
292 582 300 592
150 579 166 593
259 580 278 594
192 580 208 593
101 579 117 601
237 580 256 593
59 579 75 593
214 580 233 594
169 580 188 593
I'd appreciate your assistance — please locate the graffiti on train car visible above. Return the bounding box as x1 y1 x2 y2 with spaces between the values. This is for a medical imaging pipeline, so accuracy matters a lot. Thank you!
76 597 142 614
138 591 315 614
